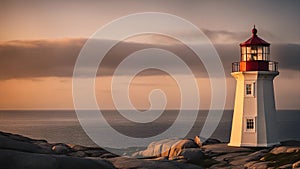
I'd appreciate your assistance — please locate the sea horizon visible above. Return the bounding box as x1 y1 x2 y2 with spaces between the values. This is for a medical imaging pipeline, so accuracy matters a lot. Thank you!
1 109 299 148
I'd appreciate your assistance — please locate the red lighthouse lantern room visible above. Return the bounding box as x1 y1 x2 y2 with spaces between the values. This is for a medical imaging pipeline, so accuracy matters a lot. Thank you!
232 26 278 72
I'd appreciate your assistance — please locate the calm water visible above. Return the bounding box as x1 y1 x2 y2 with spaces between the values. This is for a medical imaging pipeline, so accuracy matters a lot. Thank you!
0 110 299 148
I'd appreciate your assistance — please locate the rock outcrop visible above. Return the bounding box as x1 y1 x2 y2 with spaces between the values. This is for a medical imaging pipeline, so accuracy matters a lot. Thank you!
1 131 300 169
133 137 300 169
132 138 201 160
109 157 203 169
0 131 203 169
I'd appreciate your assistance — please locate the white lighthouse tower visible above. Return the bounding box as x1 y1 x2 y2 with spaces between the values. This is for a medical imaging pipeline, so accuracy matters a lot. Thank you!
228 26 279 147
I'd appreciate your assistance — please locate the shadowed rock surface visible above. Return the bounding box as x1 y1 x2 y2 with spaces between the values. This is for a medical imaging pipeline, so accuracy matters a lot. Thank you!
0 131 203 169
1 131 300 169
109 157 204 169
133 137 300 169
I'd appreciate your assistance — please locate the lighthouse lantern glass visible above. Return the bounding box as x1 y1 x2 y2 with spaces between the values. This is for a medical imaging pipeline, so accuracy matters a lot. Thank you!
240 45 270 61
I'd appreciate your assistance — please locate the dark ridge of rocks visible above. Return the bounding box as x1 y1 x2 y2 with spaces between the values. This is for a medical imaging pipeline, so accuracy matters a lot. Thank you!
109 157 204 169
0 131 203 169
0 149 115 169
132 137 300 169
0 131 300 169
202 138 222 146
0 131 52 154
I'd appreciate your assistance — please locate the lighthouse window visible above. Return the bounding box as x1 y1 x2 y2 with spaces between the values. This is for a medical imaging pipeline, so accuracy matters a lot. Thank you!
246 118 255 130
245 82 255 97
246 84 252 95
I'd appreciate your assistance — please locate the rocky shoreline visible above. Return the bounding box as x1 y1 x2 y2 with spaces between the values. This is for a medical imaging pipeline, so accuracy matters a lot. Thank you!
0 131 300 169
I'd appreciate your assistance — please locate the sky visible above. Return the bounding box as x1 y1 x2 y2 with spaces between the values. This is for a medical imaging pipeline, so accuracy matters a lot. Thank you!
0 0 299 110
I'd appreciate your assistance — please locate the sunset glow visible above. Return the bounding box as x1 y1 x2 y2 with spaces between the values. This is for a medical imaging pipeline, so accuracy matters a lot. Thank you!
0 0 299 110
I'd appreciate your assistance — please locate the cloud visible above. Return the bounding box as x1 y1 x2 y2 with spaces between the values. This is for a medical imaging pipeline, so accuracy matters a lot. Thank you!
0 38 85 79
202 29 276 44
202 29 249 44
271 44 300 72
0 34 299 80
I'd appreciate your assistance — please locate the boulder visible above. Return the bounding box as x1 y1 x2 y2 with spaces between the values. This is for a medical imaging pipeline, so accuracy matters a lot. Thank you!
202 138 221 145
168 139 199 158
34 141 52 152
84 149 108 157
68 151 86 157
143 138 181 157
292 160 300 168
52 144 71 154
270 146 300 154
70 145 89 151
244 161 269 169
194 136 202 147
278 164 292 169
179 148 204 162
99 153 118 159
132 138 199 158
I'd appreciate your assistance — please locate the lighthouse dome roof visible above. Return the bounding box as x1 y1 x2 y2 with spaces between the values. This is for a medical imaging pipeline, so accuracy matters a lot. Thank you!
240 26 270 47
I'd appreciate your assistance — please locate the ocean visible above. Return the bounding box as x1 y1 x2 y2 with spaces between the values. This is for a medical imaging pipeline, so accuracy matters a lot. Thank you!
0 110 299 148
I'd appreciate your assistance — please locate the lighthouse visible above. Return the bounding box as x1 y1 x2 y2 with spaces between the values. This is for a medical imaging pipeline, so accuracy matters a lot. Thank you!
228 26 279 147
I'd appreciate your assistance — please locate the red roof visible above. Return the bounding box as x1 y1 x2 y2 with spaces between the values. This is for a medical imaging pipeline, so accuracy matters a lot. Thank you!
240 26 270 46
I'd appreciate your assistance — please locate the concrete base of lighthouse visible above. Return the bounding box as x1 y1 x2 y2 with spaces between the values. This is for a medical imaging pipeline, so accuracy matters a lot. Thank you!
228 71 279 147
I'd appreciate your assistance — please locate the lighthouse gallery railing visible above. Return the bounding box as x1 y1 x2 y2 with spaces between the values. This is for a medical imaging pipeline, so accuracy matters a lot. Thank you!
232 61 278 72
